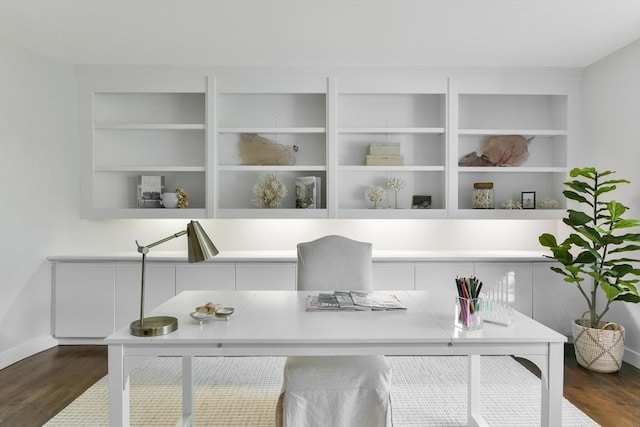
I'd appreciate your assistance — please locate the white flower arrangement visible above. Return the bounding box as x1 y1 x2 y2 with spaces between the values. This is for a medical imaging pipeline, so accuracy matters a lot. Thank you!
385 177 406 208
365 186 386 208
385 177 406 191
252 173 287 208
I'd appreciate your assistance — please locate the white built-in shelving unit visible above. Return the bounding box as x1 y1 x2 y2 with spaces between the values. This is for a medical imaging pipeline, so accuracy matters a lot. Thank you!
448 75 576 219
336 76 448 219
78 69 578 220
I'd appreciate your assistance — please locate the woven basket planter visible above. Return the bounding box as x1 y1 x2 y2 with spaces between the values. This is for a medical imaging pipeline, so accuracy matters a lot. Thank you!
572 315 625 373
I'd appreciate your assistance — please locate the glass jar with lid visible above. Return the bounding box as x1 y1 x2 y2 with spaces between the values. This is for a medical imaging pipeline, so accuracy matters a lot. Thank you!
473 182 494 209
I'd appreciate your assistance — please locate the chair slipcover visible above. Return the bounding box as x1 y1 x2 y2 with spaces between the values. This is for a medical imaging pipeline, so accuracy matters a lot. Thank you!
276 235 392 427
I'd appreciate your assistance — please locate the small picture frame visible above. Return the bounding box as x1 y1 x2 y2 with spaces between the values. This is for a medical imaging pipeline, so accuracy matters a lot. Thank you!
521 191 536 209
411 195 432 209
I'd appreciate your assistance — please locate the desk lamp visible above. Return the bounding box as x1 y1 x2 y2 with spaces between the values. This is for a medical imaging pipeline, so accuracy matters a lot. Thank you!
130 220 218 337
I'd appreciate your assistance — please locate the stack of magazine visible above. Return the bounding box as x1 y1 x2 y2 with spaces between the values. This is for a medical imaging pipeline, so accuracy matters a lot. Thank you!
306 291 407 311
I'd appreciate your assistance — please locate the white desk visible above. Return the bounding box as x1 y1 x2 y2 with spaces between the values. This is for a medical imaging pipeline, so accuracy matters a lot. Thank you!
105 290 566 427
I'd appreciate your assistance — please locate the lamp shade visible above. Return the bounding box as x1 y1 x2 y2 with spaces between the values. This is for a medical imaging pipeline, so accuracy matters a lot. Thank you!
187 220 219 263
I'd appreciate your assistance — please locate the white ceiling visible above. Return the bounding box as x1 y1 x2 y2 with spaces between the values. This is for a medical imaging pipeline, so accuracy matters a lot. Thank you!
1 0 639 69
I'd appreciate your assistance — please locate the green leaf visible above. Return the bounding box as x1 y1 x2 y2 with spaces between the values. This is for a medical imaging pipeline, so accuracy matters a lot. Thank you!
614 293 640 303
601 178 630 186
570 167 596 179
609 244 640 254
595 185 617 197
614 219 640 229
600 281 621 301
567 210 592 226
574 251 597 264
538 233 558 248
563 190 590 205
566 233 591 248
610 264 635 277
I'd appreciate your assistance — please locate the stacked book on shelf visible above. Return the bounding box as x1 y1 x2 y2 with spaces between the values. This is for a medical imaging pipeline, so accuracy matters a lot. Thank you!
306 291 407 311
366 142 404 166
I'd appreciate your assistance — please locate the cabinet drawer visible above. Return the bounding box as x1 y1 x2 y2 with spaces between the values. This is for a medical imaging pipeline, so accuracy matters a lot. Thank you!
236 263 296 290
53 263 115 338
175 263 236 292
373 263 414 290
415 262 474 291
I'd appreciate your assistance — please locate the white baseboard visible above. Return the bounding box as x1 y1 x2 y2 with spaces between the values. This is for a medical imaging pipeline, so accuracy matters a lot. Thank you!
0 335 58 370
57 338 106 345
623 347 640 369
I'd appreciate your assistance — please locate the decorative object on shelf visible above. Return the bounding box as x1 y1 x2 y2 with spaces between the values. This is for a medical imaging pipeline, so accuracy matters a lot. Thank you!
536 198 560 209
252 173 287 208
366 142 404 166
238 133 298 166
162 192 179 209
137 175 164 208
521 191 536 209
175 188 189 208
459 135 535 167
365 186 386 209
411 195 432 209
295 176 321 209
458 151 496 167
385 176 406 209
539 167 640 372
131 220 218 337
501 199 523 209
483 135 534 166
472 182 494 209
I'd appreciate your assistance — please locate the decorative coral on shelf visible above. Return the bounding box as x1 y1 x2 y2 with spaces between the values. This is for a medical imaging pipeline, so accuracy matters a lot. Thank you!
252 173 287 208
175 188 189 208
365 186 386 209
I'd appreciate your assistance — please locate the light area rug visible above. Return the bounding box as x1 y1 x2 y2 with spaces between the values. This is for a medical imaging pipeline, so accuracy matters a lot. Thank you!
46 356 598 427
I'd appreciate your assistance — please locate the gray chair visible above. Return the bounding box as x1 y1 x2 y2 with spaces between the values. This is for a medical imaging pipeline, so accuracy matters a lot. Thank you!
276 235 392 427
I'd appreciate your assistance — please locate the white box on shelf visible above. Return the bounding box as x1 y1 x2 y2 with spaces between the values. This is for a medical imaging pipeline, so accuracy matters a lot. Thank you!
369 142 401 156
366 155 404 166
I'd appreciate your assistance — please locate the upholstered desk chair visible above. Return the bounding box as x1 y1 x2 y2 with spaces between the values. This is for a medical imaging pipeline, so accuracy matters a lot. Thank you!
276 235 392 427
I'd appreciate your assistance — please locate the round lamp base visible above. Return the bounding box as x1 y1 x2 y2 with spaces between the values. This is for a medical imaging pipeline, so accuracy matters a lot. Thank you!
130 316 178 337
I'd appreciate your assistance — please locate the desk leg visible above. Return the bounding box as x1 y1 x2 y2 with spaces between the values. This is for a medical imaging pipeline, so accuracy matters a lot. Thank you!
108 344 130 427
541 342 564 427
467 355 488 427
181 356 194 426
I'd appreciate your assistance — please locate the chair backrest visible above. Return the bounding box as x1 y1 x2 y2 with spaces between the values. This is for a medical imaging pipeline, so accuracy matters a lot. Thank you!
296 235 373 291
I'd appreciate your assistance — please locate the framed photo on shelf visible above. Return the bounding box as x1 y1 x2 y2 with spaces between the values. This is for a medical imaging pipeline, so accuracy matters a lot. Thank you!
521 191 536 209
137 175 165 208
411 195 432 209
295 176 321 209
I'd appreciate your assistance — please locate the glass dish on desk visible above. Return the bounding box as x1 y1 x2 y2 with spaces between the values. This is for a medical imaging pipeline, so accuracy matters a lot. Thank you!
190 307 235 323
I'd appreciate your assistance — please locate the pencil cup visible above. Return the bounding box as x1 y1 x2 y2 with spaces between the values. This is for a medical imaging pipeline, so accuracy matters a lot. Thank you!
455 296 483 330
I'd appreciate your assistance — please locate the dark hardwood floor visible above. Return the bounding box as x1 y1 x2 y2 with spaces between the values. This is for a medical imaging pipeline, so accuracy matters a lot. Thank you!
1 344 638 426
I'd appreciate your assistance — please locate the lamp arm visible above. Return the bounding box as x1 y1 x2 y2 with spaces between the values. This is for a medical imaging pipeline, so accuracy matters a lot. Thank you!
136 230 188 254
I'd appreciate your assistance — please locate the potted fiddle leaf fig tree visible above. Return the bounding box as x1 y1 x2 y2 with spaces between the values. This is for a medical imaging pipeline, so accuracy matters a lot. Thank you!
539 167 640 372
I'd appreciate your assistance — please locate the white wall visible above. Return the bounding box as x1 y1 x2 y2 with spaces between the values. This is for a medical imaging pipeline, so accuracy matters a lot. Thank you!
0 37 77 365
581 38 640 366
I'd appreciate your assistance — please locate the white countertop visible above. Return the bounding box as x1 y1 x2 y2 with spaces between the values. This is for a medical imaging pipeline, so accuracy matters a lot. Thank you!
48 250 551 263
